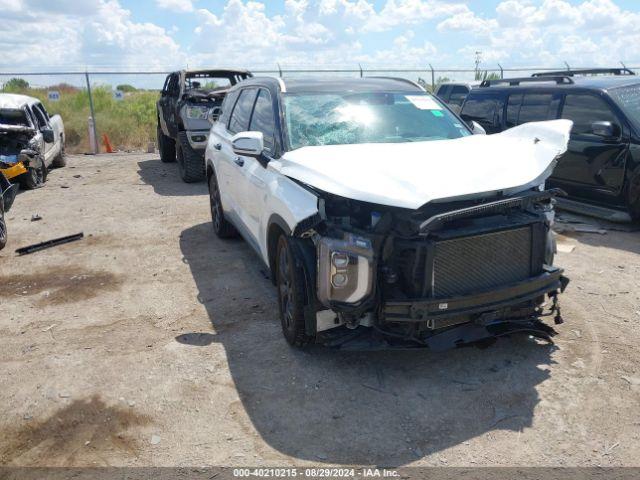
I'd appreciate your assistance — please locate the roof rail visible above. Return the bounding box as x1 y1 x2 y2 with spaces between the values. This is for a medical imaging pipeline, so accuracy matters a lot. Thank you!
532 68 636 77
480 76 574 87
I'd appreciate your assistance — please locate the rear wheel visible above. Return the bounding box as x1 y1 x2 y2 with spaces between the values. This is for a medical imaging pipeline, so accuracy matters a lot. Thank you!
51 136 67 168
177 132 205 183
276 235 314 347
157 124 176 163
208 171 237 238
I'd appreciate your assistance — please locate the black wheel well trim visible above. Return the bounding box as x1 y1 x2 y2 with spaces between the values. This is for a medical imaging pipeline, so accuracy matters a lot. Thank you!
266 214 292 284
286 236 319 337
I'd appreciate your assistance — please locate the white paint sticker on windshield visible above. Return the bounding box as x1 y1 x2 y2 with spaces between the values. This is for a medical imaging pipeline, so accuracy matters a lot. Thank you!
405 95 443 111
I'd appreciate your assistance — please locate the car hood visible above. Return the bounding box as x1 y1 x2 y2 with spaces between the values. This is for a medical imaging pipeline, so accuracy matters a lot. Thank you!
270 120 573 210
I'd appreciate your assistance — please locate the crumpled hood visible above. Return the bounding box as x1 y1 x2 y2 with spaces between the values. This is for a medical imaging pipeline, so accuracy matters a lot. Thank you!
270 120 573 210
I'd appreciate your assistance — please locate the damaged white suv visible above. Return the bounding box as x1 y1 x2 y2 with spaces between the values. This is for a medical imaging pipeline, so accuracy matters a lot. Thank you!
205 77 572 350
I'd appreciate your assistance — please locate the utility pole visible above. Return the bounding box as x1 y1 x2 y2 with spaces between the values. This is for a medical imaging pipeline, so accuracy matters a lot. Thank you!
475 51 483 80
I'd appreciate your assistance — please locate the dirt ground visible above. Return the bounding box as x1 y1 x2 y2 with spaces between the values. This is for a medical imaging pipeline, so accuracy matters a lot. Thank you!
0 153 639 468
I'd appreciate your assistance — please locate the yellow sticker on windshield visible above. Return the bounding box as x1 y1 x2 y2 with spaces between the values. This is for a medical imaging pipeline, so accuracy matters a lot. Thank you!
405 95 443 111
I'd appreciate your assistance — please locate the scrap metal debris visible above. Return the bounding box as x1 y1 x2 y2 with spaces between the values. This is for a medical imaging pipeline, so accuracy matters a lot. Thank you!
16 233 84 256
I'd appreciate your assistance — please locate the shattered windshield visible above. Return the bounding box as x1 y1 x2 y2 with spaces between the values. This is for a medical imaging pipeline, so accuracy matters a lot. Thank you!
283 91 470 150
0 109 29 127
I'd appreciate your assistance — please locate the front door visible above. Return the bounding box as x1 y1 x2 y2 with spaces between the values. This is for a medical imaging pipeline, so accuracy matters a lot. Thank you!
551 93 629 202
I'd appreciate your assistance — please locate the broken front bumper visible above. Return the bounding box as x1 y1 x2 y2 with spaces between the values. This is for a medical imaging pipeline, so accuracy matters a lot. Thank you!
383 266 568 328
0 163 27 181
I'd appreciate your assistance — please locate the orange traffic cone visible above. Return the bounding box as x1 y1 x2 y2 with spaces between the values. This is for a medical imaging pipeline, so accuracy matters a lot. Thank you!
102 134 115 153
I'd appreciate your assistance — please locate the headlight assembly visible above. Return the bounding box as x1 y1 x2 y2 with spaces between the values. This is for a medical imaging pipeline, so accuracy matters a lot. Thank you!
318 234 374 306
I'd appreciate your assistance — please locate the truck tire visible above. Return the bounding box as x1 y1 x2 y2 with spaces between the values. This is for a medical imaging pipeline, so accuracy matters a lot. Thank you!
0 208 7 251
276 235 314 348
628 171 640 221
19 160 47 190
208 170 237 238
177 132 205 183
51 135 67 168
157 125 176 163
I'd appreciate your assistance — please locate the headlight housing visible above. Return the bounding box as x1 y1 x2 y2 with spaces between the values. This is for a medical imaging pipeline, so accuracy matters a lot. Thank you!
317 234 374 306
185 105 209 119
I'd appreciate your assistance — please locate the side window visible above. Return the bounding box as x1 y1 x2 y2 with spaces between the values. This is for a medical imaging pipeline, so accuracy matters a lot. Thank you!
219 89 240 126
167 74 179 97
435 85 450 101
449 85 470 106
506 94 523 128
517 93 553 124
228 88 258 135
36 103 50 120
162 75 171 95
460 96 498 131
561 94 619 136
249 89 276 154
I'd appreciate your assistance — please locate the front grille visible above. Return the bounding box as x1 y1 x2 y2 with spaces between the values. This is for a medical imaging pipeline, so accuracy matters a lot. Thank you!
433 227 532 297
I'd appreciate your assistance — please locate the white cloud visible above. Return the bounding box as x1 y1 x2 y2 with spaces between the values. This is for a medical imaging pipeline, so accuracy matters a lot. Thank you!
0 0 184 70
156 0 194 13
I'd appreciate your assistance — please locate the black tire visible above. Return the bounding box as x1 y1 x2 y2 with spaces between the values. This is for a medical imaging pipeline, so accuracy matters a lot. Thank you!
19 159 47 190
51 136 67 168
276 235 314 347
0 207 7 251
208 171 237 239
177 132 205 183
627 171 640 221
157 124 176 163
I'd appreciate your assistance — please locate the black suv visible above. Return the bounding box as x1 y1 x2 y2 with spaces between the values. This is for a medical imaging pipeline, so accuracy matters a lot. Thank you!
459 69 640 221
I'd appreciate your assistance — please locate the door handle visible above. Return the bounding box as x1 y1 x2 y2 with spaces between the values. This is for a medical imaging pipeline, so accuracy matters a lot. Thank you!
234 157 245 167
213 143 222 151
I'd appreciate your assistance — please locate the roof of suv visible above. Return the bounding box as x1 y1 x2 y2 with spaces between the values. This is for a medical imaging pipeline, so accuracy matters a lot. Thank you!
239 77 425 94
476 75 640 93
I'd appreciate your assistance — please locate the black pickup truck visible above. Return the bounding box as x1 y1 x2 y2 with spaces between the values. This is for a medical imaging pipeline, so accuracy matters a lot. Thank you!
156 69 252 183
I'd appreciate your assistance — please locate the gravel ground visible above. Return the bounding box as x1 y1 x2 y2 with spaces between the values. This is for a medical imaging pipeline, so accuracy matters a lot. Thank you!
0 153 639 468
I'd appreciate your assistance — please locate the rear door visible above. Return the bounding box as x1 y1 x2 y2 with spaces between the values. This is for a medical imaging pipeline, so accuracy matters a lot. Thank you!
550 93 629 200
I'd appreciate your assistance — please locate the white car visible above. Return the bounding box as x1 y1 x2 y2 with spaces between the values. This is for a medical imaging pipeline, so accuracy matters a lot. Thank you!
0 93 66 189
205 77 572 350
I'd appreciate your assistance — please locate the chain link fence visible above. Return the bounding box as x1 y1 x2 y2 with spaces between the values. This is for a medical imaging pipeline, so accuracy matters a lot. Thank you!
1 65 637 154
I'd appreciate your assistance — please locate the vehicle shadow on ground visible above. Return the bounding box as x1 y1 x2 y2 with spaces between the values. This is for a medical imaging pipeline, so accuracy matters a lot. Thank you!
179 222 557 466
137 159 207 197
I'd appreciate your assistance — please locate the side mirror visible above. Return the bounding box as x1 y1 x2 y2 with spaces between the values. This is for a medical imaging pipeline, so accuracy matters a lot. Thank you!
42 128 55 143
470 120 486 135
232 131 264 158
591 121 620 139
208 107 222 125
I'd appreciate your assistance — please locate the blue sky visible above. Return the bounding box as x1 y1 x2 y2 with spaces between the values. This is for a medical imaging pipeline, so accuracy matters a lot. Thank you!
2 0 640 78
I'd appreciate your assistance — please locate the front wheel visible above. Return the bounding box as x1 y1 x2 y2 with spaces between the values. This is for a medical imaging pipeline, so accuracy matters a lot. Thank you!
276 236 314 347
0 207 7 250
19 158 47 190
177 132 205 183
627 171 640 222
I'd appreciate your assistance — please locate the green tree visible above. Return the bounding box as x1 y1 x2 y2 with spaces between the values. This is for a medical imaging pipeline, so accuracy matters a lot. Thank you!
116 84 137 93
4 78 30 91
